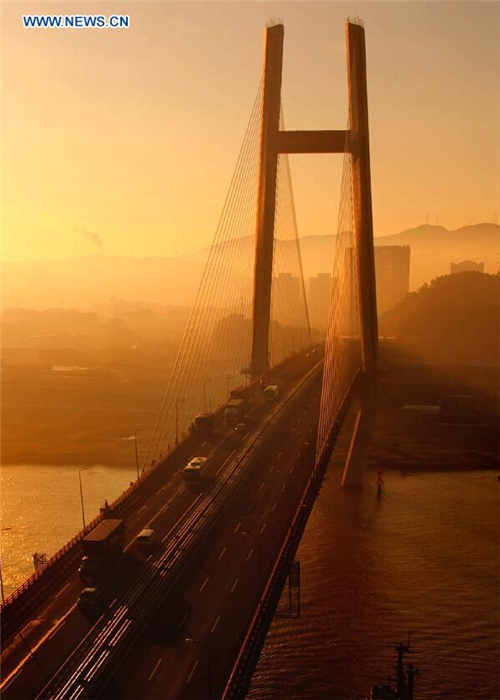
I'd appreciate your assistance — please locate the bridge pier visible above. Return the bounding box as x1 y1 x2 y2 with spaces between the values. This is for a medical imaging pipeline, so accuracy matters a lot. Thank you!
341 375 377 488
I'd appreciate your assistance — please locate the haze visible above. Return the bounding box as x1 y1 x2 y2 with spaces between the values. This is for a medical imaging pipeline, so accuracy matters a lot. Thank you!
1 1 498 262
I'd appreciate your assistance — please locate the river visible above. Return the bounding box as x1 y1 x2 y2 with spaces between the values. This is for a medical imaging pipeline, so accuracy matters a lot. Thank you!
1 465 498 699
0 464 136 596
248 467 499 700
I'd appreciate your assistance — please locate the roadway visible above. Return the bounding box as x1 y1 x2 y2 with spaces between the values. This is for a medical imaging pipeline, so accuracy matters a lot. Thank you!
1 349 320 700
97 370 322 699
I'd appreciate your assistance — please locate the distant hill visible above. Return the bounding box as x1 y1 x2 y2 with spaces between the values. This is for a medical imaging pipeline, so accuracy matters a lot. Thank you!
197 223 499 288
294 223 499 288
1 223 498 310
379 271 500 364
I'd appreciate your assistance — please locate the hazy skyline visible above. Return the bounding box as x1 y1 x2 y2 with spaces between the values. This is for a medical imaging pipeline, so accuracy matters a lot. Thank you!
1 1 498 261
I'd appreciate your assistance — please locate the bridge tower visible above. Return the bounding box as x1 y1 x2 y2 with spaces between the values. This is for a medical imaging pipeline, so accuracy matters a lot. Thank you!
250 19 378 379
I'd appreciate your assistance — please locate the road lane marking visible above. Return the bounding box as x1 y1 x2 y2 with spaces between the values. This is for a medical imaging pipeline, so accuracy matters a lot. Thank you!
161 491 203 543
269 465 274 473
148 657 163 682
218 546 227 560
186 659 199 684
247 501 253 511
48 620 66 640
247 548 254 561
271 502 277 512
0 602 78 692
215 447 238 475
210 614 221 634
199 576 210 592
234 522 242 534
230 578 239 594
277 451 282 459
281 484 286 492
1 667 24 692
55 582 70 599
259 482 264 491
176 612 188 632
138 505 146 514
260 523 267 535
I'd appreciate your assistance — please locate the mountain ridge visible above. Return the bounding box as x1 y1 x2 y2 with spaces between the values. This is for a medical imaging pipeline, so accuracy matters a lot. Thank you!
2 223 498 310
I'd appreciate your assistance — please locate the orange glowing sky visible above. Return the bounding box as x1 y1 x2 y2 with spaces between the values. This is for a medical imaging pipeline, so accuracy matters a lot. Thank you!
1 1 498 261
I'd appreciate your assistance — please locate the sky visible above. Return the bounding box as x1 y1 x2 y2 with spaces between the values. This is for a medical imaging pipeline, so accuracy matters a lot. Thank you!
1 1 499 261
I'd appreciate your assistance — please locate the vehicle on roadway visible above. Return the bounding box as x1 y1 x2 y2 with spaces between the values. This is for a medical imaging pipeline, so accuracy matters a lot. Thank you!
234 422 248 435
182 456 208 486
136 528 156 554
78 518 125 586
192 413 214 438
77 586 105 619
224 398 247 426
263 384 279 402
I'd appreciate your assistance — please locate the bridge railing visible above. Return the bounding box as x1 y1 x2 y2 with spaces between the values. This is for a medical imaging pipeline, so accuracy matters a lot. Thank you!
0 438 193 640
0 359 282 640
223 370 360 699
1 349 316 648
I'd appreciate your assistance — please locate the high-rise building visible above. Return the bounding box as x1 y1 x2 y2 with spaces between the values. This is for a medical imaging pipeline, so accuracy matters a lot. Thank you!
309 273 333 329
272 272 301 325
374 245 411 314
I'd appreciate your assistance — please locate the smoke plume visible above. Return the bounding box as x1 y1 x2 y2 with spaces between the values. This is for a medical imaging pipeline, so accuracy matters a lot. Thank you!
75 225 104 253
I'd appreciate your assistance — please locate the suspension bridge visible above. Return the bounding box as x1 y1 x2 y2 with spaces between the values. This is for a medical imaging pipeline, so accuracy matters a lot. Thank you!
0 18 378 700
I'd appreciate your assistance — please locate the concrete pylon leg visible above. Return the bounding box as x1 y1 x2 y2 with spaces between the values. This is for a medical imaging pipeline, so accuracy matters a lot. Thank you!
341 376 377 488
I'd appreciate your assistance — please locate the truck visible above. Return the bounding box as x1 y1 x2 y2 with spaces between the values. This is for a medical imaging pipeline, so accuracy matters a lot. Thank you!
78 519 125 586
224 398 247 426
192 413 215 438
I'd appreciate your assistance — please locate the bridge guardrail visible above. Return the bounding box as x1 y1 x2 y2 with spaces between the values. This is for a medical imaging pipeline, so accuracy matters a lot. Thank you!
36 359 324 700
222 370 360 699
0 348 315 644
0 436 195 642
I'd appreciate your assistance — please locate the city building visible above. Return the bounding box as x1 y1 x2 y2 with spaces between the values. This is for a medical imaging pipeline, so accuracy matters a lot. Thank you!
309 273 333 329
272 272 301 324
374 245 411 315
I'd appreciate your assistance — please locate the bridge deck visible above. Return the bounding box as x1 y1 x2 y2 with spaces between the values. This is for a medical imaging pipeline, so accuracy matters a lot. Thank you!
1 349 322 700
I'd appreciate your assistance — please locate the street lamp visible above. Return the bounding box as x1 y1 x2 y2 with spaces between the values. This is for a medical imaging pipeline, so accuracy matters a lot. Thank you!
241 530 263 603
133 429 149 478
203 378 212 413
226 371 236 398
186 636 212 699
0 561 5 603
175 398 186 446
78 466 93 529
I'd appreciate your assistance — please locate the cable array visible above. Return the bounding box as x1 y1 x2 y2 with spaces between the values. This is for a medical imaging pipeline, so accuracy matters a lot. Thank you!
269 112 312 365
144 88 311 468
315 128 362 465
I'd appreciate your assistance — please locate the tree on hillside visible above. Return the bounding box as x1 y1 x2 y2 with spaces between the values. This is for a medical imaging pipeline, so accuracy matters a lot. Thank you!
379 272 500 364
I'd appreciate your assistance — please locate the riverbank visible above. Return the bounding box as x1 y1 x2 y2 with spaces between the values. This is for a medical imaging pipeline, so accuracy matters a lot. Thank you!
368 343 499 472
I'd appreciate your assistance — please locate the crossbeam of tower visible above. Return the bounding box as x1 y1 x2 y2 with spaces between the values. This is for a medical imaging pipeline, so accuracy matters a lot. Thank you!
250 19 378 378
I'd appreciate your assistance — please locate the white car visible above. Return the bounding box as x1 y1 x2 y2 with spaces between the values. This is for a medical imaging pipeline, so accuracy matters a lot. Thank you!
182 456 208 484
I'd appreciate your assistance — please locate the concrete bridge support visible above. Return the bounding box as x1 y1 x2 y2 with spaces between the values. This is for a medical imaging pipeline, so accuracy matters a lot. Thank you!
341 376 377 488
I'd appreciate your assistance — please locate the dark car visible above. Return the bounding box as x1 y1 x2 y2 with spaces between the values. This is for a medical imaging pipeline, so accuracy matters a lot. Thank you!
78 555 101 586
136 528 156 555
77 587 105 618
